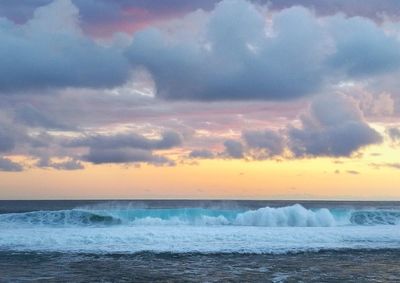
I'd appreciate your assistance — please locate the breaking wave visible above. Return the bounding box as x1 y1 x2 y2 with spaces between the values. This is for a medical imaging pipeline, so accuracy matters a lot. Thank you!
1 204 399 228
1 203 400 254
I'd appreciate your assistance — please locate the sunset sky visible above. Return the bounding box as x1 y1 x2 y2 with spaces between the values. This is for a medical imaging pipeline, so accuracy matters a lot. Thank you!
1 0 400 199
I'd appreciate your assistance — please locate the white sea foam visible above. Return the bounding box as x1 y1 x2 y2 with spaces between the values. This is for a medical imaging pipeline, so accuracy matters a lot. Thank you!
1 225 400 254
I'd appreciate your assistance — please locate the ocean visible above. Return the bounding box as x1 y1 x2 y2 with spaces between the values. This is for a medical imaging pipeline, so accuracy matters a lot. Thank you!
0 200 400 282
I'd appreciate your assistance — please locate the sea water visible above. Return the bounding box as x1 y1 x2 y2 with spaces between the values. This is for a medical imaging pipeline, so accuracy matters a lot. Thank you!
1 200 399 281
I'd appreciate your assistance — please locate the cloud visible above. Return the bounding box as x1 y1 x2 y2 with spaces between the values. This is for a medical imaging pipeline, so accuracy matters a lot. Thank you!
326 15 400 78
125 0 400 101
14 104 71 130
223 139 244 158
52 160 84 170
83 148 173 165
0 0 219 37
36 157 84 170
243 130 285 158
0 0 397 170
190 93 382 161
369 162 400 170
189 149 215 159
0 127 15 152
0 0 51 23
386 127 400 142
383 163 400 170
345 88 395 117
3 1 400 34
65 131 182 150
0 0 130 93
73 0 218 36
288 94 382 157
126 2 327 101
2 0 400 100
0 157 23 172
63 130 181 166
264 0 400 22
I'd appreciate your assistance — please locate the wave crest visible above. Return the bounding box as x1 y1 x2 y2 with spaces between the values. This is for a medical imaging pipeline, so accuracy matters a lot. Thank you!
235 204 335 227
0 210 121 227
1 204 399 228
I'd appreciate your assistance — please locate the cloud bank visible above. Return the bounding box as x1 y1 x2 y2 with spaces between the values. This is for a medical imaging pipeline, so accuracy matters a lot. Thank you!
125 0 400 101
64 131 182 165
0 0 396 171
2 0 400 100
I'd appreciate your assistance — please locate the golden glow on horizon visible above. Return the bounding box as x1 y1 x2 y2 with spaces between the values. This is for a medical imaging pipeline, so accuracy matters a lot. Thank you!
1 141 400 200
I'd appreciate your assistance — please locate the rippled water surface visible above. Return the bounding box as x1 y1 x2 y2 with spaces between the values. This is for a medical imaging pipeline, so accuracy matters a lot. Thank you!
1 250 400 282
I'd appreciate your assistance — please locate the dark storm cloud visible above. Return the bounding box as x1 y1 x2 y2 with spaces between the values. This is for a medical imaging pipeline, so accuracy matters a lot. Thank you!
0 157 23 172
288 94 382 157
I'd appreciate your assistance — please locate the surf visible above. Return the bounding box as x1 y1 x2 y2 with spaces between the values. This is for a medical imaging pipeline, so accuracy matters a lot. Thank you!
1 204 400 228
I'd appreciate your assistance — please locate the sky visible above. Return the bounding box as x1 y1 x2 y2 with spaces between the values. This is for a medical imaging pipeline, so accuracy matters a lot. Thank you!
1 0 400 199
